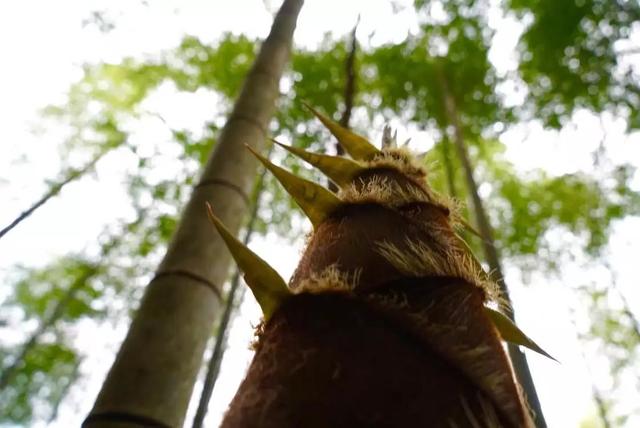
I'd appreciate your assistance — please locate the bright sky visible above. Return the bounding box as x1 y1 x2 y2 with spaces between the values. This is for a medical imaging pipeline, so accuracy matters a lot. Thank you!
1 0 639 427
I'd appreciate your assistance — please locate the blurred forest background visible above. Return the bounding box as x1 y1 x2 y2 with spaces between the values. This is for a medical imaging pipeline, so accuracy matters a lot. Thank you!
1 0 639 426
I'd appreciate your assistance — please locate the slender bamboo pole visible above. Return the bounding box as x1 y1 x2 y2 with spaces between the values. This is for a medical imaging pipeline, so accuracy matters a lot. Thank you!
437 66 547 427
48 359 82 424
328 18 359 191
606 262 640 341
191 148 272 428
1 152 104 240
0 227 124 391
0 268 95 389
338 18 359 132
84 2 304 426
569 308 612 428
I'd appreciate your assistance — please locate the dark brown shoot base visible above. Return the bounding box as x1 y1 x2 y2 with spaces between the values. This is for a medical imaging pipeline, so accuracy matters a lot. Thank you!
223 292 510 428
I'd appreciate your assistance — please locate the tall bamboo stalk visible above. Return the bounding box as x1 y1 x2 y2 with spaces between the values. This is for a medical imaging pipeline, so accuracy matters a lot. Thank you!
437 67 547 427
84 2 304 426
191 148 272 428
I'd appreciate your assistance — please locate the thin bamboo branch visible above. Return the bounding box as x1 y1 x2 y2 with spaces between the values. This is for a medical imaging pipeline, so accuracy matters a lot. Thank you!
48 358 83 424
616 47 640 56
569 307 613 428
605 262 640 342
329 17 359 192
339 17 359 132
0 152 104 240
0 267 96 389
0 209 140 391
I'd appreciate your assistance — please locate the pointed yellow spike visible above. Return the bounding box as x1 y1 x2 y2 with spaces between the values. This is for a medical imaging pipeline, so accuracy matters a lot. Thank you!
302 102 380 161
484 307 557 362
246 145 343 228
206 203 290 319
272 139 366 188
